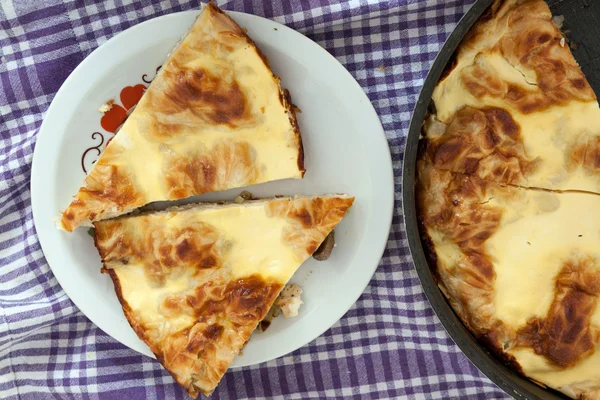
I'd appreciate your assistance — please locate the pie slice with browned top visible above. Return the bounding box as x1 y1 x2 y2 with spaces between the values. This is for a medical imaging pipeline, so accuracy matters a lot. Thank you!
59 3 304 232
417 161 600 399
93 195 354 397
422 0 600 193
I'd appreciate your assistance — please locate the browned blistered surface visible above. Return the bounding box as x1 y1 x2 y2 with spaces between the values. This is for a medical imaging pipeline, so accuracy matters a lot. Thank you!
448 0 594 114
60 2 304 232
416 161 504 334
421 107 535 186
95 217 222 287
427 0 600 194
517 256 600 369
418 0 600 397
93 195 353 397
416 160 600 397
163 141 260 200
267 196 354 257
146 66 254 129
61 153 143 226
103 267 281 399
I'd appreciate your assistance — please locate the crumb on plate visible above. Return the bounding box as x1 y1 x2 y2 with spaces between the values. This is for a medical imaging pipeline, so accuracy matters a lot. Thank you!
98 99 114 113
275 284 303 318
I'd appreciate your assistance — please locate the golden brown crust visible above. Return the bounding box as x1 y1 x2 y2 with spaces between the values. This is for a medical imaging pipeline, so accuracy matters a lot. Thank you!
206 2 304 177
568 136 600 175
211 1 305 177
95 218 222 287
517 256 600 368
96 219 281 397
61 159 144 231
419 1 600 397
421 107 535 186
427 0 600 193
450 0 595 114
158 274 282 398
416 160 600 395
163 141 260 200
102 266 281 399
94 195 353 397
416 161 503 334
266 196 354 257
145 66 255 129
186 3 304 176
60 2 304 232
280 87 305 175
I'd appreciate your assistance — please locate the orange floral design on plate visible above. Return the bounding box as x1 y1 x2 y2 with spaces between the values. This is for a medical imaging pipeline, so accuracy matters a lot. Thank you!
100 84 146 133
81 66 161 174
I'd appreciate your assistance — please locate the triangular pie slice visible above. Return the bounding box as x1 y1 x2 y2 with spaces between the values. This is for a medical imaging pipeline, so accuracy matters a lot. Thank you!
422 0 600 193
60 3 304 231
93 195 354 397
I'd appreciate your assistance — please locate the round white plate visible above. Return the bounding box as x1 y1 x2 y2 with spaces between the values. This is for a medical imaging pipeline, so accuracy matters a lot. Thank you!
31 8 393 368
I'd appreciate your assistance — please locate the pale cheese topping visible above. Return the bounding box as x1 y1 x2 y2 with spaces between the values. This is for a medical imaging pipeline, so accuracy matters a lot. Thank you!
510 348 600 389
171 202 302 282
425 1 600 395
428 229 464 268
116 262 197 331
427 188 600 388
488 191 600 387
60 8 303 231
486 191 600 328
110 40 300 201
114 201 306 327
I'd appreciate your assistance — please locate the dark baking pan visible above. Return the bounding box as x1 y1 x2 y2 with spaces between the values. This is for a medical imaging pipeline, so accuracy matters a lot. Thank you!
402 0 600 399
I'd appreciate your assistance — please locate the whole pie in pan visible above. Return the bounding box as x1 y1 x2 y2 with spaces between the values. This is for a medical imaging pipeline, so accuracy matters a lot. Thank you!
421 0 600 193
94 195 354 397
417 0 600 398
59 3 304 232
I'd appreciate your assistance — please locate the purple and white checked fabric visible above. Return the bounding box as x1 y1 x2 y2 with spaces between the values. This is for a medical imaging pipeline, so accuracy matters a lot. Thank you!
0 1 511 399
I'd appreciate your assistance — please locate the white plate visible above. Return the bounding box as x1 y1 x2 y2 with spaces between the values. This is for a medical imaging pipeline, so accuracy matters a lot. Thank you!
31 9 393 368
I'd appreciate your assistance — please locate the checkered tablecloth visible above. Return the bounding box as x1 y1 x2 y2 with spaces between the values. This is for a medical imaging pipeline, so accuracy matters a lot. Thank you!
0 0 512 399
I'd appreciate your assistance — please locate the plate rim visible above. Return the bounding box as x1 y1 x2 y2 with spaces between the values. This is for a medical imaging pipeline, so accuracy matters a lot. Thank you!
31 9 394 367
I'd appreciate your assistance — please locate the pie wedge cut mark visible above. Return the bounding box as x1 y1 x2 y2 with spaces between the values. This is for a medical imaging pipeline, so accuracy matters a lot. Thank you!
422 0 600 193
93 195 354 397
60 3 304 232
